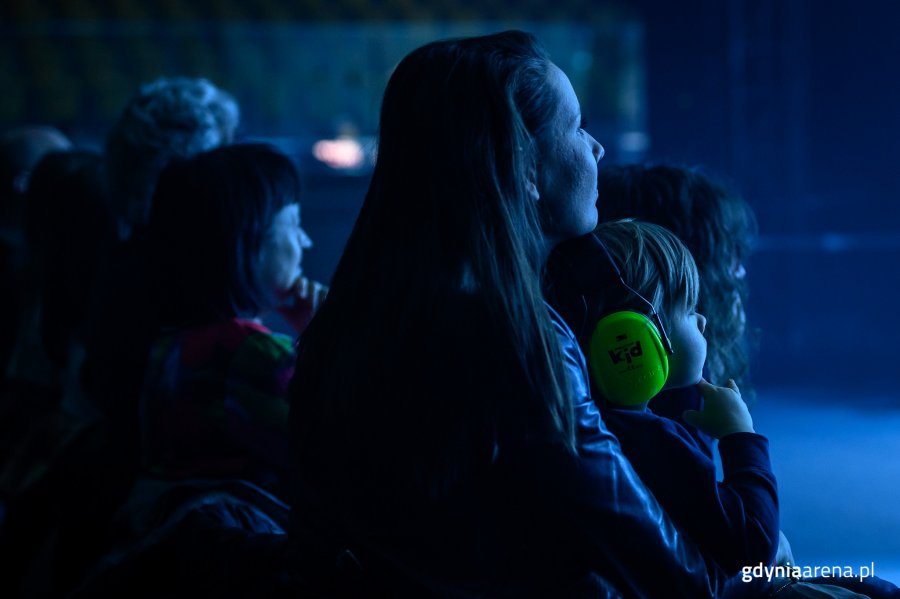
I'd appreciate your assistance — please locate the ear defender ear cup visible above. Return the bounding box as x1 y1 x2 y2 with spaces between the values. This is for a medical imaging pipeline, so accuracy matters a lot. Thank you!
587 311 669 407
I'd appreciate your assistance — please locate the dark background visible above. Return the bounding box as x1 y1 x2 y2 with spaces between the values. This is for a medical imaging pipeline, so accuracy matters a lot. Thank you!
639 0 900 395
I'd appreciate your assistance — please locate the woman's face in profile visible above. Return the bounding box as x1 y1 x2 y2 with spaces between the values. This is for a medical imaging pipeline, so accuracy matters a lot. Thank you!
259 203 312 295
535 63 604 246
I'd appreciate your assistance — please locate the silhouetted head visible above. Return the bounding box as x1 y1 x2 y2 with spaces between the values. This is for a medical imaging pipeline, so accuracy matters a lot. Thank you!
363 30 602 285
23 149 112 368
1 126 72 231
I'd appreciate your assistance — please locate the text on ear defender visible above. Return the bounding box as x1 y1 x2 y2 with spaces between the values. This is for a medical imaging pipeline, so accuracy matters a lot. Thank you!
609 340 643 365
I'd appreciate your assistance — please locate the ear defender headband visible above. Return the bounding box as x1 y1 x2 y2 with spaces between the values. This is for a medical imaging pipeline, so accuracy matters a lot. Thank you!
587 240 674 407
545 234 674 408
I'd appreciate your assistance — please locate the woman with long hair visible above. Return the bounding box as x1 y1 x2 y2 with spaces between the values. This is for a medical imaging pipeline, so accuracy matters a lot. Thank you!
289 31 726 597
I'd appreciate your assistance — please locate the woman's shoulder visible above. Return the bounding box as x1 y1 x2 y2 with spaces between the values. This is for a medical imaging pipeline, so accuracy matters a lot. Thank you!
545 301 592 401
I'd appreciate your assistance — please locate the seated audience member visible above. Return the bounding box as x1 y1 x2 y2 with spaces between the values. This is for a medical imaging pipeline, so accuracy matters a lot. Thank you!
45 146 318 595
547 221 778 575
138 143 320 496
0 126 72 239
82 76 240 445
5 150 112 404
288 30 730 597
0 126 71 376
0 149 121 599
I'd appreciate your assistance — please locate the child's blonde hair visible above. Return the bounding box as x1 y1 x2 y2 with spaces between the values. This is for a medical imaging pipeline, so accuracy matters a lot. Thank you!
594 219 700 328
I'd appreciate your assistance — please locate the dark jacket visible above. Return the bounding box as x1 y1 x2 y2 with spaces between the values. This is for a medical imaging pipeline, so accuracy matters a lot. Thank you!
602 405 779 574
288 299 728 598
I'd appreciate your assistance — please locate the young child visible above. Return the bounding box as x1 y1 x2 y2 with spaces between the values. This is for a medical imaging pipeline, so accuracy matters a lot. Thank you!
546 220 779 576
136 143 324 498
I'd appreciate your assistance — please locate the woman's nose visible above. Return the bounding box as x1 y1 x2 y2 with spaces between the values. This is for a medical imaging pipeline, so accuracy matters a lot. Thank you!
591 136 604 163
697 313 707 334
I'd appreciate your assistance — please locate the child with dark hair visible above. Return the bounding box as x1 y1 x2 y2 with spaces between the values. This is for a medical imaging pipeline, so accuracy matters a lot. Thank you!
136 143 322 495
547 220 779 577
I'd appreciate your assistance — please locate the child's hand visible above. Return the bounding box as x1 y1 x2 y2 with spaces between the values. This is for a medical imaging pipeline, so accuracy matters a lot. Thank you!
682 378 754 439
277 276 329 333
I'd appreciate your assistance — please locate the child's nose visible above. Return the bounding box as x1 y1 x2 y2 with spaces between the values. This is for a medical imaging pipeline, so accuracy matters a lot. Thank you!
697 313 707 334
299 227 313 249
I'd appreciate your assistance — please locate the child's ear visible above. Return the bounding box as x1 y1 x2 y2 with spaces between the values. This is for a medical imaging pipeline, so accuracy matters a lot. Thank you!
526 180 540 202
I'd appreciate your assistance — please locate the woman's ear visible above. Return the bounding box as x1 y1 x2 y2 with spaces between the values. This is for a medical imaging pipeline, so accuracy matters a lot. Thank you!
526 180 540 202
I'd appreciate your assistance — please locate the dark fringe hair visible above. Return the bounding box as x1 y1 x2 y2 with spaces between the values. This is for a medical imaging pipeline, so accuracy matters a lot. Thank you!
146 143 300 327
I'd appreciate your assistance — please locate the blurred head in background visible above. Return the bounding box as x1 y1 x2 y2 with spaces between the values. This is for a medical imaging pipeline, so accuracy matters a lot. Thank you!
105 77 239 239
0 126 72 376
1 126 72 241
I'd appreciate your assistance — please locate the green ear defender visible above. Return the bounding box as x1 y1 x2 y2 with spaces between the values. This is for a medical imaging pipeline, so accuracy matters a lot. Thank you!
588 310 670 407
585 238 675 407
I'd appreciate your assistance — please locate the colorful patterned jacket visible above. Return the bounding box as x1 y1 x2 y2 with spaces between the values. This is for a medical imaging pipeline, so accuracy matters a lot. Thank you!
140 318 294 496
